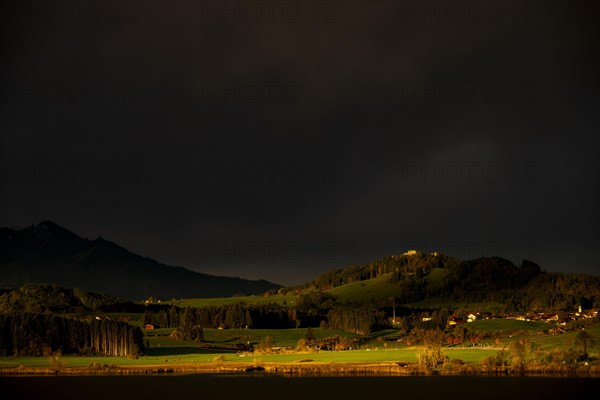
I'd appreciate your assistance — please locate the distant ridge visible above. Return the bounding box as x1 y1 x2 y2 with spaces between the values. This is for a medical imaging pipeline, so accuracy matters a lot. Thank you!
0 221 281 300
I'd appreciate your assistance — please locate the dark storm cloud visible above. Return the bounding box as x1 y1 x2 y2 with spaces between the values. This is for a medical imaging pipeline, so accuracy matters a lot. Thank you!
1 1 598 285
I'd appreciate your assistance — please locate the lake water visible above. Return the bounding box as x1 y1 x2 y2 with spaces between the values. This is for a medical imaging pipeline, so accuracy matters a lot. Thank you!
1 375 599 400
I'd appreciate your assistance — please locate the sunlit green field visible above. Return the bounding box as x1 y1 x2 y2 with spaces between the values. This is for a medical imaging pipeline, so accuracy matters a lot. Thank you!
146 328 358 347
0 347 503 369
0 355 147 369
323 271 504 313
326 270 452 304
326 273 401 303
167 294 296 308
3 322 599 370
529 322 600 353
324 269 443 303
203 328 356 346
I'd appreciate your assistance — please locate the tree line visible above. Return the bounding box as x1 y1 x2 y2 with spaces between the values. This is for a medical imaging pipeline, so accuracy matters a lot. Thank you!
0 313 144 356
144 303 296 330
144 291 389 336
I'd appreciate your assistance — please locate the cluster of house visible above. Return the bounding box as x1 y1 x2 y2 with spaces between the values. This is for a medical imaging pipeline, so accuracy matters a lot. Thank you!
442 307 599 329
399 306 599 331
503 307 598 324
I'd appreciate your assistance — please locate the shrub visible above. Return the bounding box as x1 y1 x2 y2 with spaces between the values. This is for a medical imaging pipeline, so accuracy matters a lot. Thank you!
416 344 447 372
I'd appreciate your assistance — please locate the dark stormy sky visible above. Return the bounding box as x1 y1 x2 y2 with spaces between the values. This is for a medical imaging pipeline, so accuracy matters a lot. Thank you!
1 1 599 285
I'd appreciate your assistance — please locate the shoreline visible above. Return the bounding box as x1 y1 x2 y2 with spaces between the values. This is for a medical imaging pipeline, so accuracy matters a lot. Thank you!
2 361 599 377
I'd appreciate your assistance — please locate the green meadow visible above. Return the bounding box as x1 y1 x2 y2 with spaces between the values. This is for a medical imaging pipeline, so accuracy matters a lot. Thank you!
466 319 549 332
528 322 600 352
324 269 446 304
316 267 509 312
2 321 598 371
146 327 358 349
0 347 501 369
167 293 296 308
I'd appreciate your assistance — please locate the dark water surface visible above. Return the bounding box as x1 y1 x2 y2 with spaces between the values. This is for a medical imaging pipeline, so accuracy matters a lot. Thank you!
2 375 599 400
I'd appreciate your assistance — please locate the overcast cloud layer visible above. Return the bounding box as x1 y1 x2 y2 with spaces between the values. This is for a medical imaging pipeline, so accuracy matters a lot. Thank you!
1 1 598 285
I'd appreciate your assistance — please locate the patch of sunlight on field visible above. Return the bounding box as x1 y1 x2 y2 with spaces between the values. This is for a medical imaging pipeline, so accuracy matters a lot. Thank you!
529 322 600 355
203 328 357 345
225 349 419 363
443 348 497 363
327 273 401 303
168 347 495 364
228 347 494 364
147 328 357 344
167 294 296 308
0 356 142 369
0 346 502 368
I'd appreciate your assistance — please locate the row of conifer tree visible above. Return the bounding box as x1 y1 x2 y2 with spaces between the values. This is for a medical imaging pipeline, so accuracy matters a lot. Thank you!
0 313 144 356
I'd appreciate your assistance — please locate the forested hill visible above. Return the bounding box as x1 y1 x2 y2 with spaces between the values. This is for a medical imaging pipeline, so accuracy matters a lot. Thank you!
0 221 281 300
294 250 461 290
285 250 600 310
0 284 143 314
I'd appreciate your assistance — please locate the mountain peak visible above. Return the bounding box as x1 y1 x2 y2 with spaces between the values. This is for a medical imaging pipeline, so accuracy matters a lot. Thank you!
33 221 83 241
0 221 281 300
37 220 61 229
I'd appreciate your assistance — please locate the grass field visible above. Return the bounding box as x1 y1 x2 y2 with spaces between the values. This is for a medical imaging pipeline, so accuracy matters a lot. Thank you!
528 322 600 354
147 328 358 348
168 269 451 308
167 293 296 308
163 271 509 312
326 273 400 303
0 347 502 369
3 323 599 370
325 269 447 303
3 279 599 374
466 319 549 332
323 269 504 312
